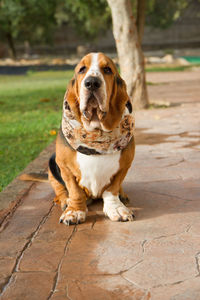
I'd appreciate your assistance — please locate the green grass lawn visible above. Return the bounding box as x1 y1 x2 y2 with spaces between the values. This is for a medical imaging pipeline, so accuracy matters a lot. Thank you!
0 70 73 191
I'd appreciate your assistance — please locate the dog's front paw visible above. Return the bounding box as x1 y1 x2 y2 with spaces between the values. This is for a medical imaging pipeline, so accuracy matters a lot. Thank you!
104 205 134 222
103 191 134 222
59 208 87 225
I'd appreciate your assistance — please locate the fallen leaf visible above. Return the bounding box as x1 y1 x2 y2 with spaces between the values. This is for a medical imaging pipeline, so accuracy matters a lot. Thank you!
50 130 57 135
40 98 50 103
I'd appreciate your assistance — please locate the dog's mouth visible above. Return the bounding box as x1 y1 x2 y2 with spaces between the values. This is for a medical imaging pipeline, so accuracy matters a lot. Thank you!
82 94 106 122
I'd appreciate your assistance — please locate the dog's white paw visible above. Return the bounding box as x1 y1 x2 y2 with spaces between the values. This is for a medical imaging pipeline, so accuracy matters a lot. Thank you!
103 191 134 222
103 205 134 222
59 209 86 225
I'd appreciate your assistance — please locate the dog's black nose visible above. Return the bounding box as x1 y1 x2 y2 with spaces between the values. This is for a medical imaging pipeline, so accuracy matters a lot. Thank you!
84 76 101 91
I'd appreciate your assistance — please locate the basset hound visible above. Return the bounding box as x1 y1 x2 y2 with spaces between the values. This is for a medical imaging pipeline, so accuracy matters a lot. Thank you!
21 52 135 225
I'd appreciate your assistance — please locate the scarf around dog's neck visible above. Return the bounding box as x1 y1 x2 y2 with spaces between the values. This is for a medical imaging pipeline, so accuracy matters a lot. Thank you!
61 100 135 155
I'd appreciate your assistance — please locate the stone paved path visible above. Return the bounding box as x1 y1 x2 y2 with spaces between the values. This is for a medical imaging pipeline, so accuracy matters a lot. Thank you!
0 70 200 300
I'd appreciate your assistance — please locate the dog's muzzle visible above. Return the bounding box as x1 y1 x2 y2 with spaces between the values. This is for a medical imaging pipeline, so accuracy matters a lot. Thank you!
82 76 106 122
84 76 102 91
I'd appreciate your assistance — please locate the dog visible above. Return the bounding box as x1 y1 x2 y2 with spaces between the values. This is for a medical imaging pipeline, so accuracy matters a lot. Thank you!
21 52 135 225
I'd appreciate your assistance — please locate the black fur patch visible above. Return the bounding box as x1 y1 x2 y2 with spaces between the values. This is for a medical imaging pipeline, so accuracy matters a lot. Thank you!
126 100 132 113
64 101 71 111
71 78 75 86
77 146 100 155
116 76 123 87
49 153 65 186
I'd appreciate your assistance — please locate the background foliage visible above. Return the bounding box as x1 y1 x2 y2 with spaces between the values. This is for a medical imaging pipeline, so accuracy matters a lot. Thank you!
0 0 190 58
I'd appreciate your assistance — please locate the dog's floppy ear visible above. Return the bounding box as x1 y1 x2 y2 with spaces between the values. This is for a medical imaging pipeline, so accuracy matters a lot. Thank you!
114 74 131 111
102 73 130 131
63 77 81 122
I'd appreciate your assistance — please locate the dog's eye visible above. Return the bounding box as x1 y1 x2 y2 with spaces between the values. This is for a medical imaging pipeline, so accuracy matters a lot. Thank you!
79 66 86 74
103 66 112 74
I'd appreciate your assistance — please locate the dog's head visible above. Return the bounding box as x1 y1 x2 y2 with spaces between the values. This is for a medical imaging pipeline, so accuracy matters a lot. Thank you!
64 52 131 131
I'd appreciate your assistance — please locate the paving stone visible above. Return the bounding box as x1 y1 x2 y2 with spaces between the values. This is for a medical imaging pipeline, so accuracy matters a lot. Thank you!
19 207 75 273
147 70 200 104
52 274 150 300
0 182 54 294
19 240 67 273
63 228 143 276
146 70 200 84
188 218 200 237
123 234 200 289
126 179 200 202
0 256 16 293
0 183 53 256
151 277 200 300
1 272 55 300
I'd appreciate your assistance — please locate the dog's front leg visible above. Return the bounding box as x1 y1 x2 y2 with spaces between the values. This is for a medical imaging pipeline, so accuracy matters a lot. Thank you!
102 169 134 222
59 166 87 225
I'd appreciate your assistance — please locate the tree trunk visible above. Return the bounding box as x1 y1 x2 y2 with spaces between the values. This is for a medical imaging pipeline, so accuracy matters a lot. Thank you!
107 0 149 109
6 32 17 59
136 0 146 44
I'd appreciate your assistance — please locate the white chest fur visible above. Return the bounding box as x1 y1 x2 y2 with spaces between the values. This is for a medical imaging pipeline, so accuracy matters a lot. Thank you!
77 152 120 198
